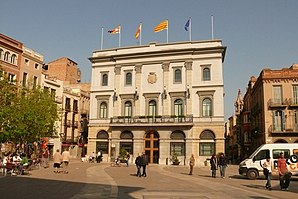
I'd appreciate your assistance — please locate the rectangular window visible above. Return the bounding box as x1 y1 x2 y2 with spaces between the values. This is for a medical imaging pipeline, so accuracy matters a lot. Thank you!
33 76 38 88
199 143 214 156
101 73 108 86
96 142 108 154
273 110 285 132
273 86 282 104
120 142 133 155
170 142 185 156
125 71 132 86
273 149 290 159
22 72 27 87
293 85 298 104
254 149 270 161
174 68 182 83
8 73 16 84
35 63 39 69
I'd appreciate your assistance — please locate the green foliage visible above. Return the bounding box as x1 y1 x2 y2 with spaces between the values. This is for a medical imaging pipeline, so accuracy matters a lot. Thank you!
119 147 127 161
0 78 60 145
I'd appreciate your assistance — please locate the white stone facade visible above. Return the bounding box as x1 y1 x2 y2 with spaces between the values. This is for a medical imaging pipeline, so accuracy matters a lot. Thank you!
88 40 226 166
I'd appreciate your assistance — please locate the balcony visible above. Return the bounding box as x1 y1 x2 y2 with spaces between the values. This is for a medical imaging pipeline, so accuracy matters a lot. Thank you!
267 98 288 108
110 115 193 127
268 124 298 134
288 98 298 107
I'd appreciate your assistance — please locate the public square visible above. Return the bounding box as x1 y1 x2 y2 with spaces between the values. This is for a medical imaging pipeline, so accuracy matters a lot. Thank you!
0 160 297 199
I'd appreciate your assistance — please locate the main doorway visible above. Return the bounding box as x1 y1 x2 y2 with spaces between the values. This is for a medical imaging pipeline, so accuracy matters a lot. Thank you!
144 130 159 163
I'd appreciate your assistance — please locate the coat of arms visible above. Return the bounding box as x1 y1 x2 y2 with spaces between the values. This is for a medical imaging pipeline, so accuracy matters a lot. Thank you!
147 72 157 84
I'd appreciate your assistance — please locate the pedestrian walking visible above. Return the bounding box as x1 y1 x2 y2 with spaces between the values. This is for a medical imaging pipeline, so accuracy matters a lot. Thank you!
218 153 227 178
97 150 102 163
53 149 62 173
61 148 70 174
210 154 217 178
189 154 195 175
126 152 130 167
277 152 292 191
141 152 148 177
135 153 142 177
262 156 272 190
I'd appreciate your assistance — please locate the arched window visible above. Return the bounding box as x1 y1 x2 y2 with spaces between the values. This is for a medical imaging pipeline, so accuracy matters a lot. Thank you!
203 67 211 81
174 99 183 116
125 72 132 85
0 49 3 60
274 139 287 143
199 130 215 156
148 100 157 117
120 131 134 154
96 130 109 154
202 98 212 116
4 52 10 61
102 74 108 86
99 102 107 118
174 69 182 83
170 131 185 156
11 54 16 64
124 101 132 117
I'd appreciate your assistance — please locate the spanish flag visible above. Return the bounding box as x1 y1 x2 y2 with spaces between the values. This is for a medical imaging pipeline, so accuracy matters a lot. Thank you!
154 20 168 32
108 25 121 34
135 23 142 39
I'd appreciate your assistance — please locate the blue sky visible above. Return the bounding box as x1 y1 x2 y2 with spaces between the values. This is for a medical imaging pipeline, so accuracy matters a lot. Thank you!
1 0 298 119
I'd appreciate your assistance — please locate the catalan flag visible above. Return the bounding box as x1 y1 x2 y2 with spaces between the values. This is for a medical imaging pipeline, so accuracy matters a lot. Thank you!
154 20 168 32
135 23 142 39
108 25 121 34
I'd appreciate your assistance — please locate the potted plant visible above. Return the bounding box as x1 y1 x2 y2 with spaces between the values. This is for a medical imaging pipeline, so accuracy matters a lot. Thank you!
171 153 180 165
119 148 127 163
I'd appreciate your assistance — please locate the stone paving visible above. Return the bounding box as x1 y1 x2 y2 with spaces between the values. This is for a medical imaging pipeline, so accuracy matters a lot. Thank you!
0 159 297 199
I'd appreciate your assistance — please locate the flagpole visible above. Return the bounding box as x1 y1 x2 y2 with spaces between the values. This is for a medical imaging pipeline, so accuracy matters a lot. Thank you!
101 27 104 50
166 20 169 43
189 18 192 41
140 22 142 46
211 15 214 40
119 25 121 47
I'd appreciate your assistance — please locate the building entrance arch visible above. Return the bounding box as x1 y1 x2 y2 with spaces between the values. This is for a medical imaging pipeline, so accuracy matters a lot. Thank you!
144 130 159 164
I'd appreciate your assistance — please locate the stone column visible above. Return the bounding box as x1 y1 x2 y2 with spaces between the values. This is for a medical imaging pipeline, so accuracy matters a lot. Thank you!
162 62 170 115
185 61 193 115
113 65 121 116
134 64 142 116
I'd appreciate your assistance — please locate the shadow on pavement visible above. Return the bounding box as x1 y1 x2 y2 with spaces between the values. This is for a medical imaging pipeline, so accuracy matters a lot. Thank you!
0 176 142 199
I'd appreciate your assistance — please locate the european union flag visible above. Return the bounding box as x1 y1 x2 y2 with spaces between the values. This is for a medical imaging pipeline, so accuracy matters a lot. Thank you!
184 19 190 31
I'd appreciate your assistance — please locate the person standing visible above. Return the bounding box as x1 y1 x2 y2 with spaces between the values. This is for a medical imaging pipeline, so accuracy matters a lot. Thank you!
135 153 142 177
218 153 227 178
141 152 148 177
53 149 62 173
189 154 195 175
61 148 70 174
210 154 217 178
262 156 272 190
277 152 291 190
97 150 102 163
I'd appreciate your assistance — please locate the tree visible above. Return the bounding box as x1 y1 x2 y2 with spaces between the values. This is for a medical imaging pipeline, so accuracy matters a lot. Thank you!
0 77 60 149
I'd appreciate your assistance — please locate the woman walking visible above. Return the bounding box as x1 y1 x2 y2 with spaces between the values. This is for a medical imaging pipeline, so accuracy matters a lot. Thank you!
189 154 195 175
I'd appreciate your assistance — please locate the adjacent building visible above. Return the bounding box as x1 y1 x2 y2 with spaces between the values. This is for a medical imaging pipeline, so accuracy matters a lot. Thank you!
236 64 298 159
88 40 226 166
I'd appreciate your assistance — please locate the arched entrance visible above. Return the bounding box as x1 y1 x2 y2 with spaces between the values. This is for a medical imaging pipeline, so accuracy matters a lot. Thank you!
144 130 159 163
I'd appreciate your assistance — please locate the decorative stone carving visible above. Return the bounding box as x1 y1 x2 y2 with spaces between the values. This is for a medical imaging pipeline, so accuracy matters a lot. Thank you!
135 64 142 73
184 61 193 70
147 72 157 84
162 62 170 72
114 65 121 75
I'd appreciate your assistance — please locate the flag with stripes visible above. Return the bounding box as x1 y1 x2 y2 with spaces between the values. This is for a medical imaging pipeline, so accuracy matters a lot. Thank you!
108 25 121 34
135 23 142 39
154 20 168 32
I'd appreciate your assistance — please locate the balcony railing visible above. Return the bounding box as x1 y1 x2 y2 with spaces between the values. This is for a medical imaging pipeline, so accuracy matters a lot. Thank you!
288 98 298 107
110 115 193 125
268 124 298 133
267 98 288 108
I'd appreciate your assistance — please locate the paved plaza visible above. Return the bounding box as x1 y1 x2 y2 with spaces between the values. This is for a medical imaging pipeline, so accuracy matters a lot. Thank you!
0 160 297 199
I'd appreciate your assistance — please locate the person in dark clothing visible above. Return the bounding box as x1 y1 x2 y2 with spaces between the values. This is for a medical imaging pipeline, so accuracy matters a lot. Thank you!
210 154 217 178
141 152 149 177
135 153 142 177
218 153 228 178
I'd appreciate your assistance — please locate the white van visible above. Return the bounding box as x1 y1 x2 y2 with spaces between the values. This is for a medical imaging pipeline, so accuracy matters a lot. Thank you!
239 143 298 179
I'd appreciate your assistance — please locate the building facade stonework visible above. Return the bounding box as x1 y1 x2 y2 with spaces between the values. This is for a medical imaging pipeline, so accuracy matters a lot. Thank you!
88 40 226 166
